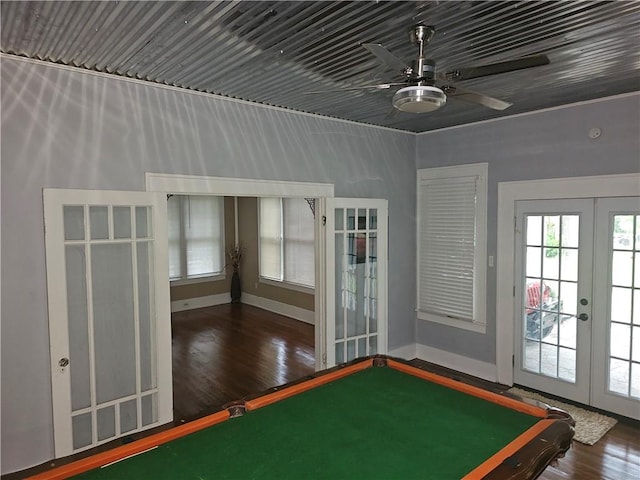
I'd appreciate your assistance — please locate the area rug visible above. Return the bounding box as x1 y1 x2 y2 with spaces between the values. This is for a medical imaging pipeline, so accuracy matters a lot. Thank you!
507 387 618 445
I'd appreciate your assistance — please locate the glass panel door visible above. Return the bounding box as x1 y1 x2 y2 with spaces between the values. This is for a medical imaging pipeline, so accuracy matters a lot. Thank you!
592 197 640 419
325 198 387 367
514 199 593 404
45 189 172 457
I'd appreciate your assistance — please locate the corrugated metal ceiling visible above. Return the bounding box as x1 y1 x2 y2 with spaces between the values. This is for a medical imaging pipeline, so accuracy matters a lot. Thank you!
2 1 639 132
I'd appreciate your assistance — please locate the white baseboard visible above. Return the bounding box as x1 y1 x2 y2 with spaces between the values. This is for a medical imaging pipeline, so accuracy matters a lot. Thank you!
241 293 315 325
388 343 417 360
415 344 497 382
171 293 315 325
170 293 229 313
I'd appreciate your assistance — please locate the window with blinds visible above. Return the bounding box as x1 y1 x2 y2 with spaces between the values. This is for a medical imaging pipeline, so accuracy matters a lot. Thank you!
168 195 224 281
417 163 487 332
259 197 315 289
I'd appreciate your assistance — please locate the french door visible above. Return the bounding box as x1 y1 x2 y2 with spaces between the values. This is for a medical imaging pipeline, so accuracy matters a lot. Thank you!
592 197 640 418
514 197 640 419
44 189 173 457
324 198 388 368
514 199 593 403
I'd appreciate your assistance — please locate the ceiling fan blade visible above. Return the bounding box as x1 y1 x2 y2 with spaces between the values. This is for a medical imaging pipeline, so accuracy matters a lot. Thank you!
362 43 411 73
303 82 405 94
443 85 512 111
443 54 550 81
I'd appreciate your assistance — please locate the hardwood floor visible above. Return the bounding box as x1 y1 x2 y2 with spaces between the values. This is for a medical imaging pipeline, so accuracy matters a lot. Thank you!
4 305 638 479
171 303 316 421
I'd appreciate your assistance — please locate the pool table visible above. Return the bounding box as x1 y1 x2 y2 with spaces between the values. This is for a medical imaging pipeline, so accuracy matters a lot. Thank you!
29 356 574 480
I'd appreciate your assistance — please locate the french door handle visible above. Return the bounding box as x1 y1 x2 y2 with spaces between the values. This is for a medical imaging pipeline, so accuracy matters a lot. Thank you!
578 313 589 322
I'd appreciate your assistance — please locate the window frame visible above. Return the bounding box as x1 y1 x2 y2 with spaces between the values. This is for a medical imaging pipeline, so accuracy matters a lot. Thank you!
416 163 488 333
168 194 226 285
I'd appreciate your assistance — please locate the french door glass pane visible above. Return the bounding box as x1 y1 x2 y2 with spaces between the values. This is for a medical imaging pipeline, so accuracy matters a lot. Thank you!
335 342 344 364
523 214 579 383
120 399 138 434
335 232 344 341
141 393 157 427
92 243 136 404
346 233 357 337
608 214 639 398
64 206 85 241
135 206 150 239
65 245 91 411
138 241 156 391
369 232 378 335
113 207 131 239
97 405 115 441
72 412 92 450
89 206 109 240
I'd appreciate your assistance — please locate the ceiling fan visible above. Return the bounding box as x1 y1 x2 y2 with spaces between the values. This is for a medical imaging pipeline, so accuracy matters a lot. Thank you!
348 24 550 114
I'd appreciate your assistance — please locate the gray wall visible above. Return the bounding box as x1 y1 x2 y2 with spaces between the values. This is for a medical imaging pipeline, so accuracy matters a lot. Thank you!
0 57 416 473
415 93 640 365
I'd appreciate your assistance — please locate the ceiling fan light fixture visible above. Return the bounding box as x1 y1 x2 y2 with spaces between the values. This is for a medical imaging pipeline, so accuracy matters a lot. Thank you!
392 85 446 113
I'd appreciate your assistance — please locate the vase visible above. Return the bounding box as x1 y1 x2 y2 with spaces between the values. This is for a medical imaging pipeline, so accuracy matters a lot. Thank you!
230 267 241 304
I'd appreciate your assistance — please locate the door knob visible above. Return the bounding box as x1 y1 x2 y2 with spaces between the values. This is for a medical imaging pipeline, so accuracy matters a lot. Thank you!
59 357 69 367
578 313 589 321
580 298 589 306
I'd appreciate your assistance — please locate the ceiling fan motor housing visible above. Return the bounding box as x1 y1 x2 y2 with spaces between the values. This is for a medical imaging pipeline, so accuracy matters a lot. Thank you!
392 85 446 113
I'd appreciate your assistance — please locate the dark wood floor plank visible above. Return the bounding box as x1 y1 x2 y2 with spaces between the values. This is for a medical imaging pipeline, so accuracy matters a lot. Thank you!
172 303 316 422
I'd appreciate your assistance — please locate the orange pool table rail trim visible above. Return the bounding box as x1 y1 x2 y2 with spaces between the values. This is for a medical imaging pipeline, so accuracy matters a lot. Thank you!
26 355 574 480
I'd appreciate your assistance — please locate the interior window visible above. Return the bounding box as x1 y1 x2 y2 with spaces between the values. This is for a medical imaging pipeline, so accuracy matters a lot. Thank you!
416 163 487 332
259 197 315 288
168 195 224 281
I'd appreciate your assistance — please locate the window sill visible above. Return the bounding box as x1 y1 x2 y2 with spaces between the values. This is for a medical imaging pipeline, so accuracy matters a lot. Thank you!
259 277 314 295
170 274 226 287
417 311 486 334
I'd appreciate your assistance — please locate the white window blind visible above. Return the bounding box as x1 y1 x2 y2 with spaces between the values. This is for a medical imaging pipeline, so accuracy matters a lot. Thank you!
417 164 487 331
259 197 283 281
283 198 315 287
259 197 315 288
168 195 224 280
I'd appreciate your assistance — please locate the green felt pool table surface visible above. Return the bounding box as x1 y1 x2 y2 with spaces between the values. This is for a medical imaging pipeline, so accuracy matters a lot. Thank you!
30 356 574 480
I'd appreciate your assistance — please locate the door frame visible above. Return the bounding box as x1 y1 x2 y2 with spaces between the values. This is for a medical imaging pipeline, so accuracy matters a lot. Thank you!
145 173 335 370
496 173 640 386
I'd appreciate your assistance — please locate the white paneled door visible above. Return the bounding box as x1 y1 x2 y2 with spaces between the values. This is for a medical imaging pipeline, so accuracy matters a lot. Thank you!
514 197 640 419
325 198 388 368
44 189 173 457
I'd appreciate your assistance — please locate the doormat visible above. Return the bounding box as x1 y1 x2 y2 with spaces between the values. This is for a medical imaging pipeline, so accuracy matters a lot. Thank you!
507 387 618 445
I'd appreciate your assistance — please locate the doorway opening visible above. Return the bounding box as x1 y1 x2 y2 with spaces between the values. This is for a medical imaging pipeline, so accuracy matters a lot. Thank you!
146 174 335 423
168 194 318 421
